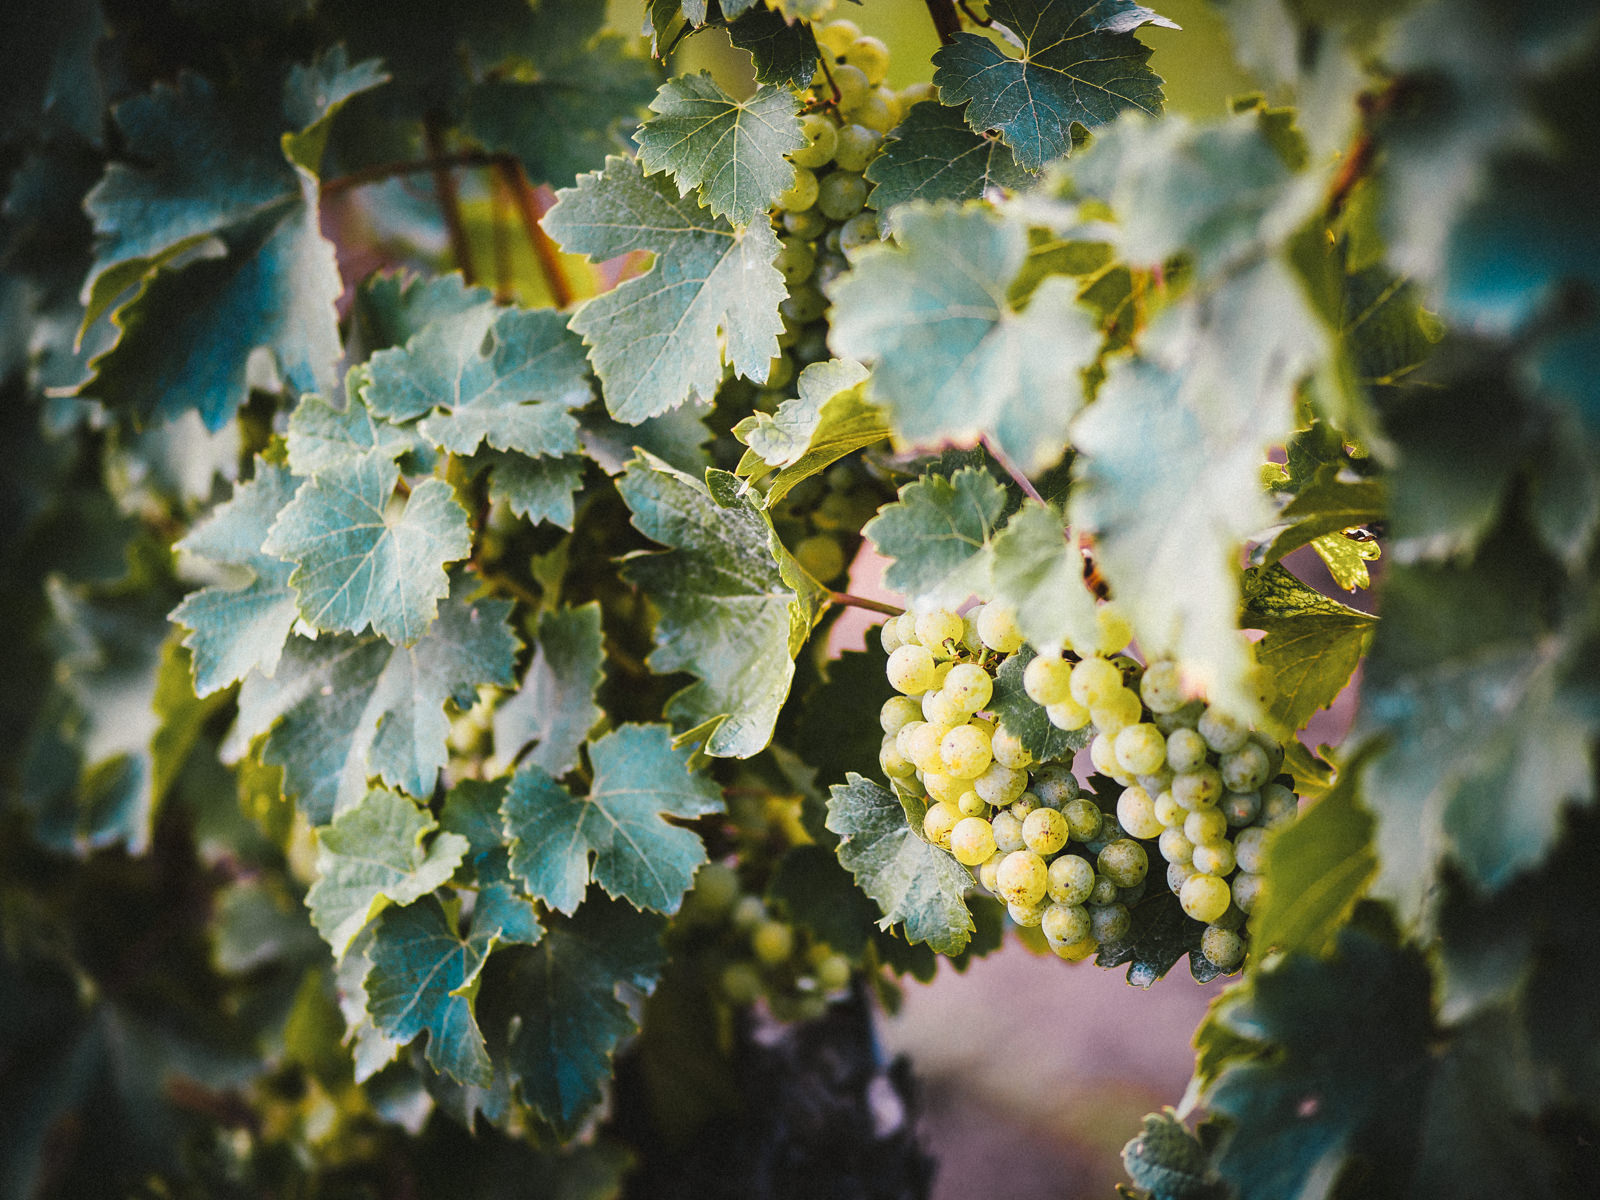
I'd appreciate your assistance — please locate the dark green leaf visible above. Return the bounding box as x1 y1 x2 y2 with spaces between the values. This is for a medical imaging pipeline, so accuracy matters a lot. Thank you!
766 844 882 960
1095 890 1223 986
793 645 897 793
492 604 605 777
726 7 819 87
866 101 1034 214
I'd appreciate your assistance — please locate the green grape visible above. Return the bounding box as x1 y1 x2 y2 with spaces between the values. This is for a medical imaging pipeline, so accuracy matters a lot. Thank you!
1137 767 1174 797
1114 722 1167 775
830 63 871 111
1117 786 1165 839
1053 935 1100 961
1047 853 1096 905
817 171 869 221
1167 860 1197 895
1097 838 1149 887
1153 790 1183 827
850 91 897 132
1234 826 1269 874
815 17 861 56
974 762 1027 807
996 850 1049 906
832 123 883 172
1007 897 1048 927
978 850 1004 892
922 800 961 849
782 207 827 238
1154 700 1204 734
1259 783 1299 827
720 961 765 1005
1166 726 1208 773
957 789 988 817
950 815 998 865
940 723 993 779
1172 765 1223 810
894 718 928 762
899 81 936 107
732 894 768 930
1179 874 1232 923
922 689 963 728
1118 878 1148 906
1232 871 1265 912
991 726 1032 769
1089 902 1131 943
991 809 1026 853
977 604 1025 653
1009 792 1040 821
890 611 920 645
752 919 795 965
777 165 819 211
959 610 985 655
943 662 994 713
790 112 839 167
886 644 935 694
1089 732 1122 778
1069 655 1123 707
1183 807 1227 847
1192 841 1236 876
914 607 963 653
879 736 916 779
780 284 828 324
839 210 881 259
1251 730 1286 778
1022 807 1070 856
1221 742 1271 792
1091 603 1133 655
1062 797 1103 842
1091 686 1142 735
693 862 741 914
1023 654 1074 705
815 952 852 990
1041 902 1092 946
880 695 923 735
1209 902 1247 932
1201 925 1246 969
1222 788 1261 826
1158 826 1194 865
1139 659 1185 713
794 532 846 581
923 770 965 805
846 35 891 84
1046 697 1092 731
1198 708 1250 754
775 237 817 286
1087 874 1120 907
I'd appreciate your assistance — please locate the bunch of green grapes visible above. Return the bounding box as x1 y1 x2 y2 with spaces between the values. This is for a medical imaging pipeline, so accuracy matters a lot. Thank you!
877 601 1298 972
675 862 855 1023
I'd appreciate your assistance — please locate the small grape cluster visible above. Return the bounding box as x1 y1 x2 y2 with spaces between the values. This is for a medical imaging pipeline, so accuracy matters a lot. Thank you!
877 603 1297 972
676 861 855 1023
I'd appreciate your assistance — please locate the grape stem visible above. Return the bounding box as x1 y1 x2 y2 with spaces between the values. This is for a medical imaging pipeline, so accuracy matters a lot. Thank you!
980 435 1048 507
923 0 963 44
828 590 904 617
498 160 576 309
423 116 477 285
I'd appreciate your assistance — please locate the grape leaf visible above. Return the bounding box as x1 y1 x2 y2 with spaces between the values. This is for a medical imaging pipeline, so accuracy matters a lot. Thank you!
863 466 1008 607
726 7 819 88
475 450 584 531
828 205 1099 473
617 454 826 758
305 786 470 959
825 772 976 955
262 453 471 646
635 74 804 227
733 359 888 508
491 604 605 777
765 844 882 960
364 302 592 459
793 645 897 795
170 457 301 696
988 645 1093 764
989 499 1101 652
349 270 489 355
1240 564 1375 735
544 154 785 423
503 723 723 915
1097 891 1225 986
579 401 713 476
228 585 520 825
285 381 422 475
931 0 1175 171
866 101 1035 214
1262 472 1386 567
503 892 668 1137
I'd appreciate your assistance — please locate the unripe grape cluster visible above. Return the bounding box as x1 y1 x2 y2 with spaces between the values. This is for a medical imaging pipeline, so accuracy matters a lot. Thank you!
878 601 1298 973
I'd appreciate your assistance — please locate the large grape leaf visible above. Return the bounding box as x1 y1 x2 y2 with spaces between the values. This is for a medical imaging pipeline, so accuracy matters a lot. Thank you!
1240 565 1375 736
502 723 723 915
170 457 301 696
931 0 1175 171
262 452 472 646
725 6 820 88
479 451 587 530
863 466 1008 607
81 51 383 428
825 773 976 955
304 786 470 959
765 845 882 960
503 892 668 1137
866 102 1035 215
227 585 520 824
363 302 592 459
544 154 786 423
490 604 605 777
634 74 803 227
989 499 1101 652
828 204 1100 474
617 454 826 758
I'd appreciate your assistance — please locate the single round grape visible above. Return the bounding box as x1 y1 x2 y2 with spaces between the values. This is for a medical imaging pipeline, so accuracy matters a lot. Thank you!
1089 732 1122 778
996 850 1049 907
1180 874 1232 924
1092 604 1133 655
888 611 918 646
1009 792 1040 821
1023 654 1074 706
817 171 869 221
782 207 827 238
991 810 1026 853
692 862 741 914
880 620 905 655
1210 902 1247 932
914 607 963 653
732 894 768 929
839 211 881 259
1115 723 1167 775
879 736 916 779
815 17 862 56
1089 902 1131 944
1041 902 1092 946
1117 786 1165 839
1007 897 1048 927
886 643 935 694
1087 873 1120 907
1192 840 1236 877
1183 807 1228 847
1198 708 1250 754
1062 797 1104 843
831 123 883 172
1030 765 1081 808
720 961 765 1005
922 770 965 805
1023 807 1070 856
1139 659 1185 714
950 815 998 865
899 81 935 107
978 850 1005 892
977 605 1025 652
991 727 1032 770
1153 790 1183 827
1167 860 1197 894
814 952 853 990
1259 783 1299 827
830 63 871 111
1158 826 1194 865
1234 826 1269 874
777 165 819 211
941 723 993 779
1097 838 1149 887
849 91 897 132
752 919 795 965
922 688 963 728
944 662 994 713
1166 727 1208 773
1251 730 1286 778
790 112 839 168
1137 768 1174 797
957 789 989 817
846 35 891 84
1070 655 1123 708
1119 878 1149 906
968 714 995 737
922 801 961 849
1091 687 1143 735
1201 925 1246 969
1047 854 1095 905
775 237 817 285
903 723 946 772
795 532 846 581
1172 765 1223 810
1221 742 1271 792
1052 936 1099 962
780 284 828 324
894 718 927 761
1047 698 1092 730
1222 789 1261 827
974 762 1027 807
880 695 923 735
1085 812 1127 853
1232 871 1265 913
959 610 986 655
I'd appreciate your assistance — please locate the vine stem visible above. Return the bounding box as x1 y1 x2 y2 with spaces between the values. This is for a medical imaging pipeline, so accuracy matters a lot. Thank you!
490 166 514 304
828 590 904 617
980 434 1047 506
499 160 576 309
423 117 476 285
924 0 963 44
